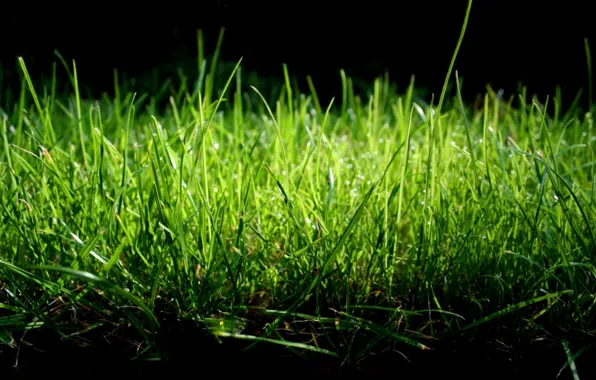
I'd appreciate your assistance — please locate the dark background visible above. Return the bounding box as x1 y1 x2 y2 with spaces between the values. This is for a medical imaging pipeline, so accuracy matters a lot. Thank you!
1 1 594 109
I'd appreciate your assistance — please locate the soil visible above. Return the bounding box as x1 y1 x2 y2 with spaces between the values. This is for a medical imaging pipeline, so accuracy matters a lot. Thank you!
2 322 595 380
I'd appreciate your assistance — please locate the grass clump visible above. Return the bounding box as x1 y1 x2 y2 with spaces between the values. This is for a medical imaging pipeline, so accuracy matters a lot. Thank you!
1 9 595 377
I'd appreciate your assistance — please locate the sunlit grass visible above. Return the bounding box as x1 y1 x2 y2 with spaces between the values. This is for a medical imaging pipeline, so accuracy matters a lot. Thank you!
1 7 595 374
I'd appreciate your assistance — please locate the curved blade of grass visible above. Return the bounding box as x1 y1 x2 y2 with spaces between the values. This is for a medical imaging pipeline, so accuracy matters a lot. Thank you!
349 305 465 320
32 265 159 327
436 0 473 115
560 339 583 380
455 290 572 332
262 309 337 323
117 94 136 217
214 331 339 358
334 310 430 350
0 327 16 348
455 71 481 198
0 259 63 294
17 57 46 127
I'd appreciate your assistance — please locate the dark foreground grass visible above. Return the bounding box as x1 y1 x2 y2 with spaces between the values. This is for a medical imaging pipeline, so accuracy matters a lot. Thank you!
1 6 596 380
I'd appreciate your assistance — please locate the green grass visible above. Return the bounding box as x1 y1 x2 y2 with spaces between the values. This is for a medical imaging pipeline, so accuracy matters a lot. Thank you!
1 7 596 375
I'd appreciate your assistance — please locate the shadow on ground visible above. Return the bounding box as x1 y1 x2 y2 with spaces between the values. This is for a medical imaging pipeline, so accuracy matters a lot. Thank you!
2 322 595 380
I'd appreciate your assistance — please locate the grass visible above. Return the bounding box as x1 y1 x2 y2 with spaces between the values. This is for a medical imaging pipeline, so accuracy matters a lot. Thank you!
1 4 596 377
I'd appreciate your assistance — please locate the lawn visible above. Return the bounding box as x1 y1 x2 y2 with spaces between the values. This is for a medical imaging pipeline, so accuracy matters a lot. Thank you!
1 6 595 378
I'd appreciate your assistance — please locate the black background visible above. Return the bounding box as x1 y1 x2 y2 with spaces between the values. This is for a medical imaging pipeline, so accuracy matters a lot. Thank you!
1 1 594 108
